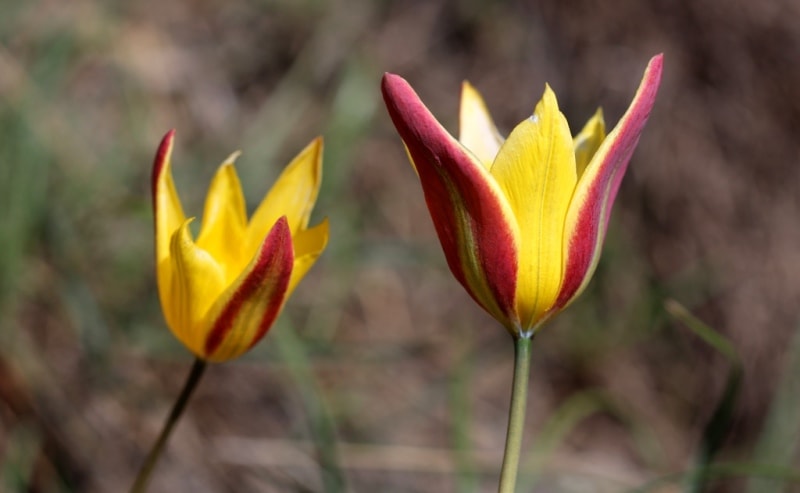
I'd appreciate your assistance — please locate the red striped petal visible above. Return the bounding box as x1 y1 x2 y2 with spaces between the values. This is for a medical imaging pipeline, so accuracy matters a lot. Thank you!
556 54 663 310
202 216 294 361
382 73 520 330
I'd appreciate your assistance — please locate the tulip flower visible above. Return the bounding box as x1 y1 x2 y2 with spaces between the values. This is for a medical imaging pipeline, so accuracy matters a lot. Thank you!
381 55 662 338
382 55 662 493
152 130 329 362
131 131 329 493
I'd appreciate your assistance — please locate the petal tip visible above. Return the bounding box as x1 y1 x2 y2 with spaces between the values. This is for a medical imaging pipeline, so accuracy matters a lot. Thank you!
221 150 242 167
152 129 177 201
381 73 414 104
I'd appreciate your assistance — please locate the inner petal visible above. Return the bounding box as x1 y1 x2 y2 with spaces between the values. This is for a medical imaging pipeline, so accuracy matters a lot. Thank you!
196 156 248 283
459 81 505 169
573 108 606 179
489 85 577 330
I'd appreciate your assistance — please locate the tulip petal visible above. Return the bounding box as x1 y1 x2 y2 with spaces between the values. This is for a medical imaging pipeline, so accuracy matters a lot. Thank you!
152 130 187 314
573 109 606 178
202 216 294 362
287 218 329 297
382 73 521 330
167 219 227 357
459 81 504 169
490 85 577 331
557 54 663 310
246 138 323 258
196 155 248 282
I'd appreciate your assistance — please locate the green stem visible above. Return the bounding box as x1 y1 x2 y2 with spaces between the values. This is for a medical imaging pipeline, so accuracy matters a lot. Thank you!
497 336 532 493
129 358 207 493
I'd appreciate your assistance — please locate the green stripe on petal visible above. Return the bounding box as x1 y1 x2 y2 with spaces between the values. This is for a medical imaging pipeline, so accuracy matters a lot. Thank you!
490 85 577 331
557 54 663 311
203 216 294 362
168 219 226 358
459 81 504 169
196 155 248 283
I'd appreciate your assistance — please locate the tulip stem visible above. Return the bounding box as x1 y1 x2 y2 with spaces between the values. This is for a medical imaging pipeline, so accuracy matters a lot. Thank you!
129 358 207 493
497 336 532 493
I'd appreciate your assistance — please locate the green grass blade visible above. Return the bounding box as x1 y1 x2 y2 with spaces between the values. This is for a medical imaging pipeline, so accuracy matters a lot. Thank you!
746 324 800 493
664 299 743 493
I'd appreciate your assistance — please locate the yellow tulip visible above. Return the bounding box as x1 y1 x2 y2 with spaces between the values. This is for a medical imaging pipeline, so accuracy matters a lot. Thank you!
382 55 662 338
151 131 329 361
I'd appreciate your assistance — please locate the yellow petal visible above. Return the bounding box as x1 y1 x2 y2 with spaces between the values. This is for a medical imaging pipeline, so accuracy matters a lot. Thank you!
196 154 248 282
167 219 227 357
459 81 504 169
246 137 323 257
152 130 187 314
490 85 577 330
287 218 329 297
573 108 606 178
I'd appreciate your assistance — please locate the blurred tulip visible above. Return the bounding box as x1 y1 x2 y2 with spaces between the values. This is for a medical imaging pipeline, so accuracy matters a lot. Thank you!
152 131 329 361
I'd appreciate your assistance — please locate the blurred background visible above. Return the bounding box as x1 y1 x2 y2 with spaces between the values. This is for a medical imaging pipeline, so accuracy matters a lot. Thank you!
1 0 799 491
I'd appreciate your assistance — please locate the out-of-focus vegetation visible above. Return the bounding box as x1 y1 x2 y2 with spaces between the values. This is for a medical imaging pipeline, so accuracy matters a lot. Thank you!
1 0 799 491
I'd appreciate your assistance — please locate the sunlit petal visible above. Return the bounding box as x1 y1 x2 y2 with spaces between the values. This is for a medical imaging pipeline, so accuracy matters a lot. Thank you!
490 85 577 331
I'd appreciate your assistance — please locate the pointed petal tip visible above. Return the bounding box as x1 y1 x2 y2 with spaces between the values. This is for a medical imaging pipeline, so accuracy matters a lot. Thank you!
540 83 559 107
152 129 177 200
307 136 324 160
643 54 664 91
221 150 242 167
650 53 664 69
381 73 414 103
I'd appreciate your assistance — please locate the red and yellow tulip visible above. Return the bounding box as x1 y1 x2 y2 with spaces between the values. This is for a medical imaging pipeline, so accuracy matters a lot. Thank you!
382 55 662 338
152 131 329 361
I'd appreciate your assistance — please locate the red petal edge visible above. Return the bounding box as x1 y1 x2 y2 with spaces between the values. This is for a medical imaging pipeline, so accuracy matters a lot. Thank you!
381 74 518 324
555 55 663 309
204 216 294 356
151 129 176 210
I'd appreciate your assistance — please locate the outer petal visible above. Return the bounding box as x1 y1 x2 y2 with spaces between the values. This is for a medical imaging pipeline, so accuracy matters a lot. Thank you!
167 219 227 357
196 154 248 282
152 130 187 315
459 81 504 169
573 109 606 178
556 54 663 311
246 138 323 258
287 218 329 297
490 85 577 331
382 73 521 331
202 216 294 362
